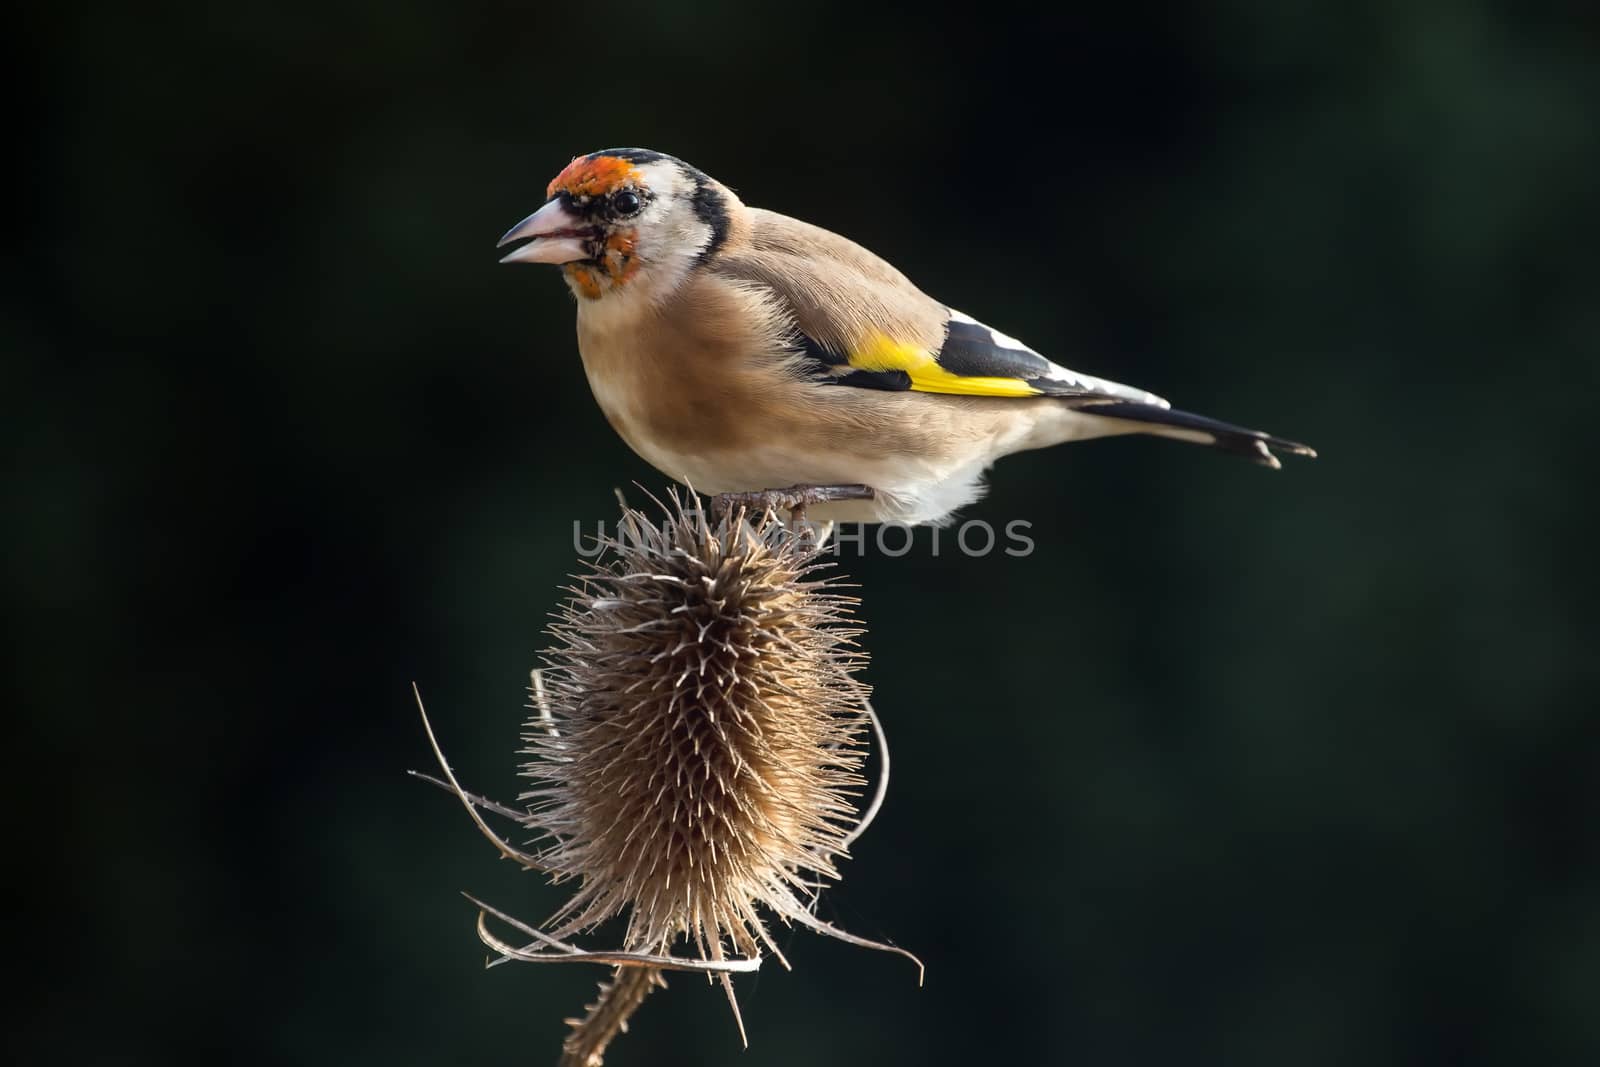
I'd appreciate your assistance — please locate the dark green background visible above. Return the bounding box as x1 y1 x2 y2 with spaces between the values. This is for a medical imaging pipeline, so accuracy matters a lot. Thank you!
11 2 1597 1064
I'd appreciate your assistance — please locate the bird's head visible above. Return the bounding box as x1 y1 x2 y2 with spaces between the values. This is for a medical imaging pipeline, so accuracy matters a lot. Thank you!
497 148 734 302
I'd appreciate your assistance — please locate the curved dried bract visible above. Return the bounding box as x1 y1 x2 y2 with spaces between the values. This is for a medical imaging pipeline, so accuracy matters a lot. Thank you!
407 770 529 823
414 684 551 873
468 897 760 975
841 700 890 854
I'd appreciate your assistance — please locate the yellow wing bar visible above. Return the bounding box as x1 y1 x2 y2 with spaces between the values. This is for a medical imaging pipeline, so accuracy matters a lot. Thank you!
847 333 1042 398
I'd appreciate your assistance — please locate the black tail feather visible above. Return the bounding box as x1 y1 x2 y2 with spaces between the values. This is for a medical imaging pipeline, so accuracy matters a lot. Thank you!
1071 400 1317 469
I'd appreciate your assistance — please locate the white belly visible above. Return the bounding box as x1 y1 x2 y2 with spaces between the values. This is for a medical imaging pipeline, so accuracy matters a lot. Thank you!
610 436 994 527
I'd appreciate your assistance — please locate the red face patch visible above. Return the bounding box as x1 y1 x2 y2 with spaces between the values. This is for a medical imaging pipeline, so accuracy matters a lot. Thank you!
546 155 641 200
562 229 641 300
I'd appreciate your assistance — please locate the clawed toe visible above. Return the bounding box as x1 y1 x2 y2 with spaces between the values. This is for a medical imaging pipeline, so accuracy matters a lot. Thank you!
711 483 874 526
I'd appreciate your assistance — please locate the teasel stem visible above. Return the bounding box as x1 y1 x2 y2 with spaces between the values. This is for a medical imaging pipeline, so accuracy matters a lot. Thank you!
559 964 667 1067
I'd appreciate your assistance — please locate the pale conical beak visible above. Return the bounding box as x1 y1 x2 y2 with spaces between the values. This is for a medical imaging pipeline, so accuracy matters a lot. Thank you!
496 199 591 265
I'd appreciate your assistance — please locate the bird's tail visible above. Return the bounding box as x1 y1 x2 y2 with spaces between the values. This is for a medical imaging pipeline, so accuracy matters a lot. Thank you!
1068 400 1317 470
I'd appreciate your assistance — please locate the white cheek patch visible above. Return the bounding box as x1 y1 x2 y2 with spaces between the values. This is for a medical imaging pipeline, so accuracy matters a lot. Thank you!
636 160 687 199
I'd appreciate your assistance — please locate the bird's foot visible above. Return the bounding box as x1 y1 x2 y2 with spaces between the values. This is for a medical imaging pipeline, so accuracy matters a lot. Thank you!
711 484 875 529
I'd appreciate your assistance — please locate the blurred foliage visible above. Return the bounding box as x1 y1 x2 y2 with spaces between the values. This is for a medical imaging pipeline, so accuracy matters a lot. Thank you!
7 1 1598 1064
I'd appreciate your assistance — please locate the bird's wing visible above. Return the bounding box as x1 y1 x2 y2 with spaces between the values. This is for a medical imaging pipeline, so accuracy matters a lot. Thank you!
715 208 1169 407
814 307 1173 407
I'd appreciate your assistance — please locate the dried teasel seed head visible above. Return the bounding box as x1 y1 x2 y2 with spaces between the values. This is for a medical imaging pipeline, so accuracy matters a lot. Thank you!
529 495 875 960
416 492 918 1067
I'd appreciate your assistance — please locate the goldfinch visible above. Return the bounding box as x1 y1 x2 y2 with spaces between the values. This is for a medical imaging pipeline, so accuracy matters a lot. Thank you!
499 148 1315 525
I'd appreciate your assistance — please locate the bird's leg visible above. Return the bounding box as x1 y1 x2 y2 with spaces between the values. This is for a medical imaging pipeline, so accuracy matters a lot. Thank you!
711 484 875 527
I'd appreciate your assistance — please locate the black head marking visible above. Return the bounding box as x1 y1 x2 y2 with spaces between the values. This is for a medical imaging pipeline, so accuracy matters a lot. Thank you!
690 176 731 261
588 147 668 166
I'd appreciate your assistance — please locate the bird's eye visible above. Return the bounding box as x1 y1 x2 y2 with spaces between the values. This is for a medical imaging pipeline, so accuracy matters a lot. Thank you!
611 190 643 217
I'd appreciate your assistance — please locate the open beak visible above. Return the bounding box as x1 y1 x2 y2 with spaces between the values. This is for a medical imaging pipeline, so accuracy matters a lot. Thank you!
496 199 592 265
